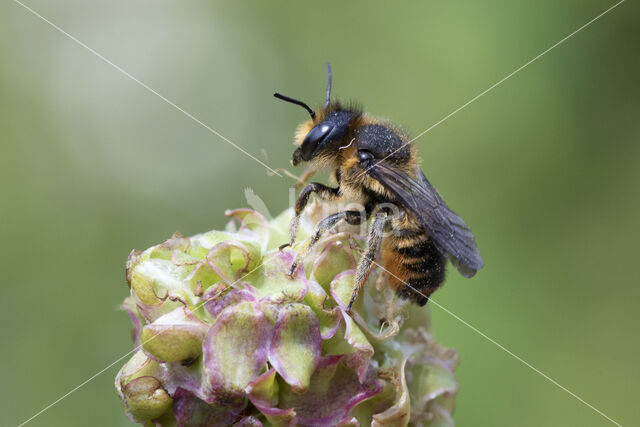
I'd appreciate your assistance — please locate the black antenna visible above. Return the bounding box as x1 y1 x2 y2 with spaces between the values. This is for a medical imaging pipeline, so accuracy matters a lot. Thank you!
273 93 315 119
325 63 332 108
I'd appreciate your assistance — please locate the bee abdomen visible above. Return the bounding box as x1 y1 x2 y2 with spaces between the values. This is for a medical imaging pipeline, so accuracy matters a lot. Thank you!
384 235 446 306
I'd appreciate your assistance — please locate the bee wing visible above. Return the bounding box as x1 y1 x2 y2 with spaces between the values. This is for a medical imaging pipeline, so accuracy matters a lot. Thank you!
367 161 484 277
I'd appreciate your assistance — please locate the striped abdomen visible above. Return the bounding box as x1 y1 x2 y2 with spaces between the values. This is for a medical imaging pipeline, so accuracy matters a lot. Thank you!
382 230 446 306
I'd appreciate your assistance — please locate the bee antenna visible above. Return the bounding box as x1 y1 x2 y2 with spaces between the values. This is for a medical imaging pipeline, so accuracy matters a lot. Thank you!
273 93 316 119
325 62 332 108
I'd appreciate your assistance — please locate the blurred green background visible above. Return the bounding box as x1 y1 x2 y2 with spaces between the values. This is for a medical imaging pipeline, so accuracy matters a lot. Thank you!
1 1 638 426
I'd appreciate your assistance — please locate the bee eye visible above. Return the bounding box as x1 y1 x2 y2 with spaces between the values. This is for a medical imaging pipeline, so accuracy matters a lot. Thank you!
358 150 374 163
300 124 334 161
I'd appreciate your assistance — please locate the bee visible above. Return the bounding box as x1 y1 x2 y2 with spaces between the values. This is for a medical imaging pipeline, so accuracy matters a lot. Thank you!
275 64 483 312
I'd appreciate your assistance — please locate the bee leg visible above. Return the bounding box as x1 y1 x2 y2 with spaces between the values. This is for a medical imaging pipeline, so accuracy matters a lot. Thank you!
294 166 317 190
279 183 341 251
287 210 362 277
347 211 389 313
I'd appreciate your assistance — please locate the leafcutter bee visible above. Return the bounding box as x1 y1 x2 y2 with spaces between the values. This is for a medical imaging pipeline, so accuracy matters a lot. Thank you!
275 64 483 311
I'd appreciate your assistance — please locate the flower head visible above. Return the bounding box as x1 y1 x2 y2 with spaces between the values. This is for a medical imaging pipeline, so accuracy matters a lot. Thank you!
115 203 458 426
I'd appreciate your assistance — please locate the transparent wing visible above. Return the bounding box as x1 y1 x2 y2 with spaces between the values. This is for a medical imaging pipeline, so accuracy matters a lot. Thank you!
367 161 484 277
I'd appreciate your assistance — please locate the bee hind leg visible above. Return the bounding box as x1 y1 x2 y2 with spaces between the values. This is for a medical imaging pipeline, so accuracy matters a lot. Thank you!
347 211 389 313
287 210 362 277
279 182 341 251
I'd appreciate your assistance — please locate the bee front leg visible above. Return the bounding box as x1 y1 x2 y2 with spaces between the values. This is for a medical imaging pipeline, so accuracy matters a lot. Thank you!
279 182 341 251
287 210 362 277
294 166 317 189
347 211 389 313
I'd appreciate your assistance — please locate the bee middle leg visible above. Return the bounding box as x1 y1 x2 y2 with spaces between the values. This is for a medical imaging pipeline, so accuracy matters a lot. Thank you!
279 182 341 251
287 210 362 277
347 210 389 312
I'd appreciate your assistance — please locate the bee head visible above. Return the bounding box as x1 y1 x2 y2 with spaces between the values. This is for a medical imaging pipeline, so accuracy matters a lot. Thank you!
275 64 358 166
291 109 355 165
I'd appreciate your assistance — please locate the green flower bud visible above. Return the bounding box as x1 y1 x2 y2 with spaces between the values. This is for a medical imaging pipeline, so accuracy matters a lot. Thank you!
122 377 173 423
